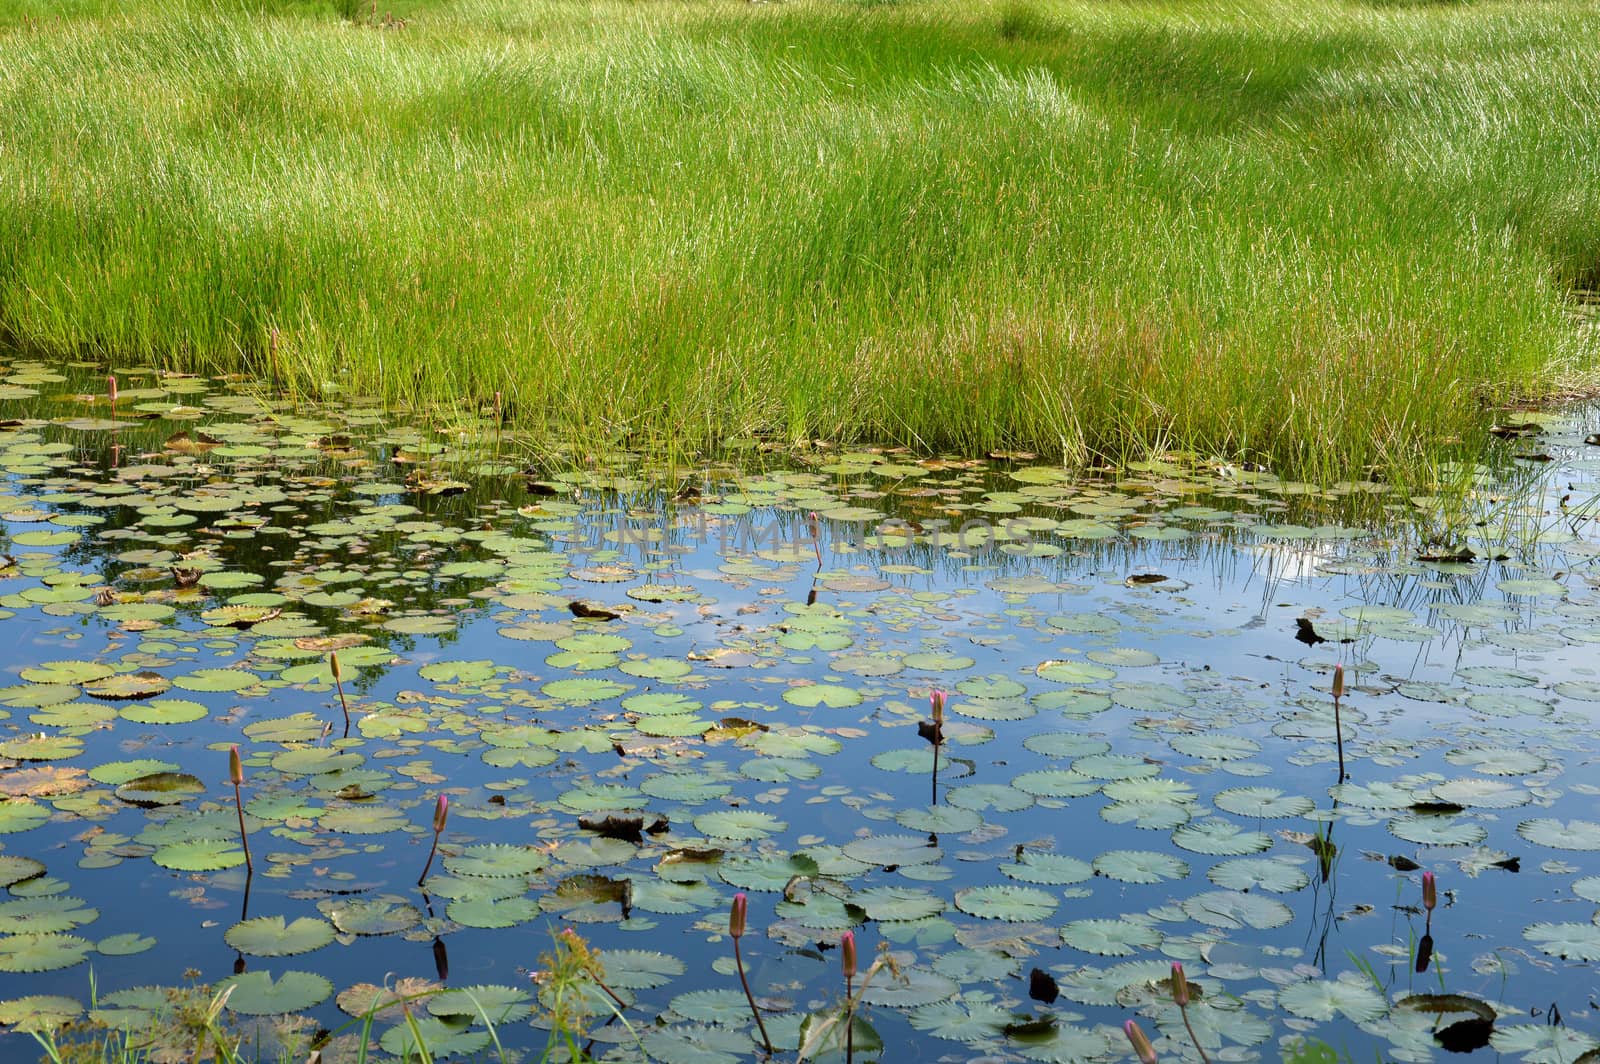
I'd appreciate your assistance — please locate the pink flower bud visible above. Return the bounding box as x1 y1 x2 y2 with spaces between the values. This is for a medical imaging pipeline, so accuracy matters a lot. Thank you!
930 689 946 724
1422 871 1436 913
730 892 747 939
1170 961 1189 1007
432 794 448 835
1125 1019 1157 1064
840 931 856 979
106 375 118 404
228 745 243 787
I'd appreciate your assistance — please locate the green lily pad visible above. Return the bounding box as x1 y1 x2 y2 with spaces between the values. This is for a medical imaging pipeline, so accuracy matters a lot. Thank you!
225 916 336 957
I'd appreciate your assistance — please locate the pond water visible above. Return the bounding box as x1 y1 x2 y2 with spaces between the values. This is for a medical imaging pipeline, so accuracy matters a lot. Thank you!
1 360 1600 1063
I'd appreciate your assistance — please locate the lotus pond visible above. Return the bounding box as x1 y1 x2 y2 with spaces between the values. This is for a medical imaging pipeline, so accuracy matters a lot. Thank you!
3 361 1600 1062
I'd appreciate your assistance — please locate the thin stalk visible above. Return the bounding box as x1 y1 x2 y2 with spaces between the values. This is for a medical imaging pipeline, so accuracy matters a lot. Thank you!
1178 1002 1211 1064
733 936 774 1055
232 781 252 874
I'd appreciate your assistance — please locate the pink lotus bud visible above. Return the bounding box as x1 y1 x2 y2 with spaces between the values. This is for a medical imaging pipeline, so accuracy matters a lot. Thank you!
1125 1019 1157 1064
106 375 118 404
229 745 243 787
432 794 448 835
1170 961 1189 1006
730 892 747 939
1422 871 1436 913
840 931 856 979
1332 663 1345 700
930 689 946 724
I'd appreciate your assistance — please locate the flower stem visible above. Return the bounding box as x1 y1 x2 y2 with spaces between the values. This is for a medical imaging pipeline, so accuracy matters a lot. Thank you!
232 782 253 874
734 937 773 1055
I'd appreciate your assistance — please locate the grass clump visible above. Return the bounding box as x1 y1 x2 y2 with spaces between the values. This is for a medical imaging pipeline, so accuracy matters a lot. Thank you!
0 0 1596 478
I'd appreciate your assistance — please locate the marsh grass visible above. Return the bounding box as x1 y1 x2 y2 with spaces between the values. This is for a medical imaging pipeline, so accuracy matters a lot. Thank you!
0 0 1596 479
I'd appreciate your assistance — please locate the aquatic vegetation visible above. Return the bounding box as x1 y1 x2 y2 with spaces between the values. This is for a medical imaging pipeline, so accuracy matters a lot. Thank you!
1 0 1598 478
0 363 1597 1061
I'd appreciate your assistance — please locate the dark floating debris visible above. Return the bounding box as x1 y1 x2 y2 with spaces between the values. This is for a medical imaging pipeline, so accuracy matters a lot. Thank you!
568 600 620 621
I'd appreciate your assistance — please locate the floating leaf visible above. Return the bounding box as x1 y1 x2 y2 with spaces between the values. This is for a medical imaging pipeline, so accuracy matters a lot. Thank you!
225 916 336 958
953 886 1057 922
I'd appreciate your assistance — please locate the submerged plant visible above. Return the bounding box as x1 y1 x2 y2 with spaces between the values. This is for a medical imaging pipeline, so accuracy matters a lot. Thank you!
729 891 773 1055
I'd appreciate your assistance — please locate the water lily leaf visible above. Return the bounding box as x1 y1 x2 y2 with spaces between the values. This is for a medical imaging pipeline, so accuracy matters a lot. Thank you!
19 661 114 685
640 1023 754 1064
599 949 686 990
542 677 631 703
1093 850 1189 884
693 810 785 841
96 933 156 956
0 994 82 1032
318 805 407 835
1011 770 1102 799
173 668 259 693
954 886 1058 922
907 997 1012 1043
1524 922 1600 961
0 855 46 888
859 967 961 1008
444 845 547 878
120 698 208 725
843 834 941 868
379 1017 490 1058
718 853 820 892
447 896 540 929
325 899 421 936
151 840 246 872
781 684 861 709
1517 819 1600 851
1001 852 1092 886
1171 820 1273 856
669 988 751 1025
114 772 204 806
1060 918 1161 956
0 799 50 834
426 985 533 1023
1181 890 1294 930
225 916 336 957
1207 857 1309 894
82 671 170 700
0 933 92 973
0 896 96 935
1277 977 1388 1022
854 886 946 922
1170 734 1261 761
1213 787 1314 819
1388 815 1487 847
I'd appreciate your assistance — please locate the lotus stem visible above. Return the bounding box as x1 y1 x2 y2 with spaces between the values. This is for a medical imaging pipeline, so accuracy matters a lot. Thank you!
1170 962 1210 1064
418 794 447 886
729 893 773 1055
1331 663 1347 782
330 651 351 734
229 745 253 875
841 931 856 1064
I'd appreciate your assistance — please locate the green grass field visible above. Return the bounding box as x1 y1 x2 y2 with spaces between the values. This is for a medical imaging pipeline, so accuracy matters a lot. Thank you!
1 0 1596 477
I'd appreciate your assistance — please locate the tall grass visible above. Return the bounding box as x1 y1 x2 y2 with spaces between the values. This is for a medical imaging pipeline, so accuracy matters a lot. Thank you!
0 0 1596 478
